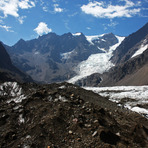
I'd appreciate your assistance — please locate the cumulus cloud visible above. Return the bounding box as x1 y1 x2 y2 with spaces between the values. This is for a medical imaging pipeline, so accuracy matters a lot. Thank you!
0 25 14 32
81 0 141 18
34 22 52 36
0 0 35 18
19 0 35 9
54 4 63 13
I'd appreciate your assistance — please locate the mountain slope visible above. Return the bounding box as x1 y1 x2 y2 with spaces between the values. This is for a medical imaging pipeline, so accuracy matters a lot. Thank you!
6 32 121 83
100 23 148 86
111 23 148 64
101 46 148 86
0 42 33 83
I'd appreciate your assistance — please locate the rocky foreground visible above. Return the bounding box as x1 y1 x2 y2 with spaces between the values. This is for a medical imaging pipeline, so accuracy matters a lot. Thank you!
0 82 148 148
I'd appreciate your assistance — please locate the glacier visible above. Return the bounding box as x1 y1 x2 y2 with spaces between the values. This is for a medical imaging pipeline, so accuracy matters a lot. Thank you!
84 86 148 118
68 36 125 84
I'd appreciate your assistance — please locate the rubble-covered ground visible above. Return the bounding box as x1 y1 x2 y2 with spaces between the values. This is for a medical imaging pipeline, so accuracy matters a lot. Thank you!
84 86 148 118
0 82 148 148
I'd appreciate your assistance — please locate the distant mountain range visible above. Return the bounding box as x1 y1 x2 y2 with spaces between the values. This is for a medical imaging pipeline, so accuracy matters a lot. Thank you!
0 42 33 83
2 22 148 86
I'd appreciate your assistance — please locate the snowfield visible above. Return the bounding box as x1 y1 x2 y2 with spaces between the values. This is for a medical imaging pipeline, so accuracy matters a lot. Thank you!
68 36 125 84
84 86 148 118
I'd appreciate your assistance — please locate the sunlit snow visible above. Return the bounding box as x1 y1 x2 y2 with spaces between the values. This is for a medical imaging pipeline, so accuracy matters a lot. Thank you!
19 114 25 123
61 50 75 60
85 34 105 44
132 44 148 58
0 82 26 103
72 32 82 36
68 36 125 84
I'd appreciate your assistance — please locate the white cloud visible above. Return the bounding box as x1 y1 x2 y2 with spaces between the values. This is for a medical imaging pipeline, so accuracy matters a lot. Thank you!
0 0 19 17
86 27 91 30
81 0 141 19
0 0 35 18
68 12 78 17
18 15 26 24
0 24 14 32
42 6 48 12
108 20 118 27
34 22 52 36
52 0 57 2
102 20 119 31
54 4 63 13
63 20 70 30
19 0 35 9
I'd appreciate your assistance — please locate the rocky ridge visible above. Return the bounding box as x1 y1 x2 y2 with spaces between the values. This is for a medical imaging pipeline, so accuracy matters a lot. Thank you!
111 23 148 64
0 42 33 83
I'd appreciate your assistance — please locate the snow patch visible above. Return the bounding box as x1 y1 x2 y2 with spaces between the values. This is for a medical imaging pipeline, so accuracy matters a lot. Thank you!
58 95 67 102
13 105 22 110
19 114 25 123
68 36 125 84
131 107 148 115
72 32 82 36
0 82 26 103
34 51 40 55
61 50 75 60
59 85 66 89
132 44 148 58
54 95 68 102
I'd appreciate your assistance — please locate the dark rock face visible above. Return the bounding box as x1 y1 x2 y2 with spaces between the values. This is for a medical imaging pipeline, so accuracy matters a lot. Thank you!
0 42 12 68
100 130 120 145
0 82 148 147
111 23 148 64
75 73 102 87
5 33 119 83
0 42 33 83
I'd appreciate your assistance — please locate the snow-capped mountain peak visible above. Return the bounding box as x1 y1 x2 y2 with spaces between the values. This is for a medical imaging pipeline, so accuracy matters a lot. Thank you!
85 34 105 44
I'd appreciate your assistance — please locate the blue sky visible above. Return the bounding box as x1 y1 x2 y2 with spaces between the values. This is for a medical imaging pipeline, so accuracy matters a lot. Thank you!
0 0 148 46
